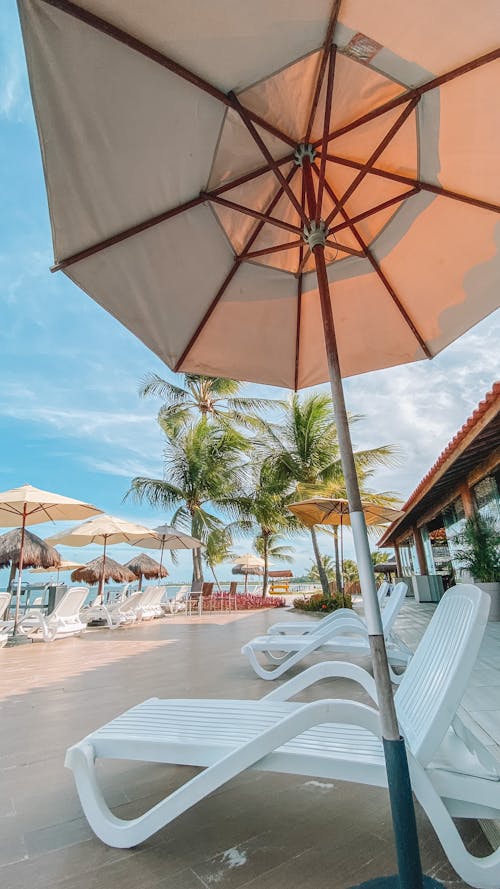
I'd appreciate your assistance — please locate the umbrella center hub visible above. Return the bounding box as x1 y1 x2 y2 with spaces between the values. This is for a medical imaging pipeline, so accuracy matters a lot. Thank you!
293 143 316 167
303 219 327 249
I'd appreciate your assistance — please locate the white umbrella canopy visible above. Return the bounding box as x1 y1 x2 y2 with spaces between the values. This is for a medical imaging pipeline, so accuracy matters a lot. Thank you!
30 558 84 576
0 483 101 636
18 2 500 883
45 515 160 597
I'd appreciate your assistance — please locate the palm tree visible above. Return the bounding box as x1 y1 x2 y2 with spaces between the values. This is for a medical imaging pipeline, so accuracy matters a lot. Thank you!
305 555 336 584
235 462 297 597
127 419 248 583
140 372 279 434
204 526 233 590
266 393 397 597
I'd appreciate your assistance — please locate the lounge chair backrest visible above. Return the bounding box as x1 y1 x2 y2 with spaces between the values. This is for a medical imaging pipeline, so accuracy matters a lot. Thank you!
53 587 89 619
395 584 490 766
229 582 237 595
117 591 144 613
377 581 391 607
380 582 407 633
0 592 11 619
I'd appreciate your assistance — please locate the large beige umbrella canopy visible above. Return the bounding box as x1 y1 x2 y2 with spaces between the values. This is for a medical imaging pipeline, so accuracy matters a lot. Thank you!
71 557 135 586
18 2 500 883
289 497 403 594
0 484 101 635
124 553 168 591
147 524 204 573
46 515 158 598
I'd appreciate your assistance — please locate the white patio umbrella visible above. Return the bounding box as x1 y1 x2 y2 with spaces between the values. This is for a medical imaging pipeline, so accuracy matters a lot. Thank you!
30 558 84 580
232 553 265 594
0 484 101 638
18 2 500 885
148 524 203 573
45 515 159 599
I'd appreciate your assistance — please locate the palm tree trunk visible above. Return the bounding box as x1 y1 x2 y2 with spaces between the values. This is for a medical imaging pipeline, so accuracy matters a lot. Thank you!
210 563 221 591
262 534 269 598
310 526 330 597
333 526 342 596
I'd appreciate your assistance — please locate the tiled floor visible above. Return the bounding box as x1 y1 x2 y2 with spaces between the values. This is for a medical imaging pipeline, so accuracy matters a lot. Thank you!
0 602 495 889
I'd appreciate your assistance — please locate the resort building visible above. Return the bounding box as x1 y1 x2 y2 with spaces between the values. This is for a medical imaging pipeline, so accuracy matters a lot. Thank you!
379 382 500 601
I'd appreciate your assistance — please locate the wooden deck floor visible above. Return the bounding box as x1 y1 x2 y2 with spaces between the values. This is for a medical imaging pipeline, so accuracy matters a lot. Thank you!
0 603 492 889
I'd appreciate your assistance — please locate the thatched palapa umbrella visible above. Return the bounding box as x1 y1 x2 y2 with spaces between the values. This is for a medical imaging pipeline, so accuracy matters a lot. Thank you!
0 529 61 617
71 557 135 589
0 529 61 587
124 553 168 591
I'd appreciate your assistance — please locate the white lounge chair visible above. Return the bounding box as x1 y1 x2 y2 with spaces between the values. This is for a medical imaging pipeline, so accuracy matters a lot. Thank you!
161 586 188 614
136 586 164 620
0 592 11 647
83 591 146 629
65 585 500 888
267 581 393 636
242 581 410 682
16 587 89 642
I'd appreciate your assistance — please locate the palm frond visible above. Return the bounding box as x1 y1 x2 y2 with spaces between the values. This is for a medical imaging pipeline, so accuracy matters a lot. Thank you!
139 372 189 404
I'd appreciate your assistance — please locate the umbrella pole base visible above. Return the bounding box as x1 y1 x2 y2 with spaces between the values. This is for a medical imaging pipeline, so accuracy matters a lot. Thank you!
6 633 32 646
348 877 444 889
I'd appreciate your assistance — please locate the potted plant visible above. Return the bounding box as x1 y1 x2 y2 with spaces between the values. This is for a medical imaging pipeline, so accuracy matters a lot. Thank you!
453 513 500 620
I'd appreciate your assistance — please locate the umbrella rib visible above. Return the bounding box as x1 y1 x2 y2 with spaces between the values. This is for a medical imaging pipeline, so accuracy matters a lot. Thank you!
313 47 500 149
323 96 420 228
304 0 342 142
227 92 309 227
202 193 303 236
237 240 304 261
317 169 432 358
316 44 337 223
321 154 500 215
297 247 311 275
175 171 297 371
324 242 364 257
330 188 421 234
38 0 296 149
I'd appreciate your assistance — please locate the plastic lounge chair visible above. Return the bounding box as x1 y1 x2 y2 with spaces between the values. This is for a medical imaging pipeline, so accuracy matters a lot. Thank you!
267 581 393 636
65 585 500 887
161 586 188 615
16 586 89 642
138 587 166 620
83 591 146 630
0 592 11 647
242 582 410 682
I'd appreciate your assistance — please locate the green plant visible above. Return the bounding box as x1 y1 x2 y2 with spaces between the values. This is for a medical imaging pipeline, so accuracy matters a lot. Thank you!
293 591 352 613
452 514 500 583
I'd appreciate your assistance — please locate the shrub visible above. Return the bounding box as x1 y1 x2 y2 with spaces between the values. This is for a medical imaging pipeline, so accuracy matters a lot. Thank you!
234 594 285 610
292 592 352 613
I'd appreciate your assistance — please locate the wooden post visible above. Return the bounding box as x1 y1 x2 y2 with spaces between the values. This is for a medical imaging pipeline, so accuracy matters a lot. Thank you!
412 525 428 576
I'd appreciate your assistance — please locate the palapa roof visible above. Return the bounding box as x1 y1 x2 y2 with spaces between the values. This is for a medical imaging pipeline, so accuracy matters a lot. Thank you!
0 528 61 570
71 557 136 584
124 553 168 579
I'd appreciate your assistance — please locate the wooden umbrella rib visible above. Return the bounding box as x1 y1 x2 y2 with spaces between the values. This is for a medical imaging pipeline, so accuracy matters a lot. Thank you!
330 188 421 234
324 96 420 228
325 242 364 257
50 158 298 272
228 92 308 227
175 172 296 371
317 169 432 358
304 0 342 142
202 193 303 236
39 0 296 149
237 240 303 261
315 48 499 149
323 154 500 214
316 44 337 223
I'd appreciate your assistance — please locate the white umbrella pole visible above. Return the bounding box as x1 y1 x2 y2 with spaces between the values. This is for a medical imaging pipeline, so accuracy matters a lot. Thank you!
300 149 424 889
13 504 27 636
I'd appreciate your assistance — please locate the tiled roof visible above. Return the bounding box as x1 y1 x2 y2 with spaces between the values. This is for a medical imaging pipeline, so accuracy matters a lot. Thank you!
379 381 500 545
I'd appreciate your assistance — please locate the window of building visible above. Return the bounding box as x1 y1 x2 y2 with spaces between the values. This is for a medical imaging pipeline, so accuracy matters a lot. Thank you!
473 475 500 524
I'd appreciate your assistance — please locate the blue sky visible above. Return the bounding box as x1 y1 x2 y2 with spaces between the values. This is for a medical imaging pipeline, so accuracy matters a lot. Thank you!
1 2 499 584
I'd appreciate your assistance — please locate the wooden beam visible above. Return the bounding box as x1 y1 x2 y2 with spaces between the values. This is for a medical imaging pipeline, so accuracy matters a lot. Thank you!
202 192 303 236
305 0 342 141
316 44 337 223
324 97 420 227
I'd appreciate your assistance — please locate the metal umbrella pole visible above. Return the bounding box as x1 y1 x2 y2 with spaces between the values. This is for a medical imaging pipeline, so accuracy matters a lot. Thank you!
300 147 424 889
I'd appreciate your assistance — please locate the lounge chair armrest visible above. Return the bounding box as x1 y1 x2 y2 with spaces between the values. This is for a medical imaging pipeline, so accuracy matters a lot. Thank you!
262 661 378 705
